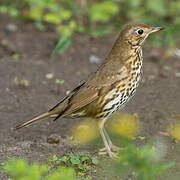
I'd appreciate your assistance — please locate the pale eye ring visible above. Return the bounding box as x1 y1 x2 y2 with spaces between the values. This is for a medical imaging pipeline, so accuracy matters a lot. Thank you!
137 29 144 35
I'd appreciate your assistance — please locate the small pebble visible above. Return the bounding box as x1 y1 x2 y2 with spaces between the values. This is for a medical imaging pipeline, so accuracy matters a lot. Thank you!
47 134 61 144
148 75 155 80
174 49 180 58
0 39 8 46
5 24 18 33
66 90 71 95
6 88 10 92
89 55 102 64
42 81 47 85
159 71 168 78
175 72 180 77
46 73 54 79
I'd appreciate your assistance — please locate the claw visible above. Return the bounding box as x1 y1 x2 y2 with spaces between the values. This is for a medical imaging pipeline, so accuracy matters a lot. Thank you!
109 151 118 159
98 151 108 155
110 144 121 152
99 144 121 152
99 149 118 159
98 145 119 159
99 147 106 152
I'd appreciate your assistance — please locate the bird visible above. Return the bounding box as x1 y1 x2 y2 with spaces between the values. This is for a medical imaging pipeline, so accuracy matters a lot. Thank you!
15 23 164 158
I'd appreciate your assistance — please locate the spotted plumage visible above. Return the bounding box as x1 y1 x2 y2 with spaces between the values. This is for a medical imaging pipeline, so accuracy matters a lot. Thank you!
15 23 164 159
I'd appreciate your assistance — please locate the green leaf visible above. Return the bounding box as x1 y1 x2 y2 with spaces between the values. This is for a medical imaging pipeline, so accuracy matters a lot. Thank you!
48 166 76 180
81 156 90 162
128 0 142 8
69 20 77 30
60 10 72 20
115 139 174 179
163 65 172 71
90 27 112 37
3 159 28 177
146 0 166 16
28 7 43 20
139 136 146 140
12 53 20 60
49 155 58 163
78 164 85 170
55 79 64 85
9 8 19 17
161 162 175 170
57 25 73 37
0 6 8 13
84 165 91 171
70 156 80 165
59 156 68 163
91 157 99 165
44 13 61 24
52 37 72 55
89 1 119 23
35 21 45 31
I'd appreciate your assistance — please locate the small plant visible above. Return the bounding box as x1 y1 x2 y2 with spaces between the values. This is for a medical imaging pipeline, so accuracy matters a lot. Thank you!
12 53 20 60
50 153 98 179
163 65 172 71
114 138 174 180
55 79 64 85
55 78 64 94
2 154 97 180
48 154 58 163
3 158 77 180
138 136 146 141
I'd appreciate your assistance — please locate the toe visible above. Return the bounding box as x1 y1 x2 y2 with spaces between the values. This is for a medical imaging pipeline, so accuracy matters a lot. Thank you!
99 147 106 152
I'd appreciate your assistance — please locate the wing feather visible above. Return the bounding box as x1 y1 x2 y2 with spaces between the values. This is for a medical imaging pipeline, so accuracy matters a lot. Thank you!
61 87 99 117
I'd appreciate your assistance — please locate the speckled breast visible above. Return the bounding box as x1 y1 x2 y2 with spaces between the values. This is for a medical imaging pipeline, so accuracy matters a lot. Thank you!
99 48 143 118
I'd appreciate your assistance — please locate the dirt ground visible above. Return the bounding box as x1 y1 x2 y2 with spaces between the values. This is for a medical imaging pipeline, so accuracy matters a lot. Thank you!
0 14 180 179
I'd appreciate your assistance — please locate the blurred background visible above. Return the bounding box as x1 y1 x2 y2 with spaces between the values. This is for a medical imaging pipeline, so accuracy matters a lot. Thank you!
0 0 180 54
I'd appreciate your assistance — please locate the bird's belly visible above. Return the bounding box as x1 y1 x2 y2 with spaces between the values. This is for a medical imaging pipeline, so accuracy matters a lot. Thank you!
101 88 137 118
101 72 142 118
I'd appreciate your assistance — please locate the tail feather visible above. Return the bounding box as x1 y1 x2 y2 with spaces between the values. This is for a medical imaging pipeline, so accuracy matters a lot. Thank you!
15 112 52 130
15 94 69 131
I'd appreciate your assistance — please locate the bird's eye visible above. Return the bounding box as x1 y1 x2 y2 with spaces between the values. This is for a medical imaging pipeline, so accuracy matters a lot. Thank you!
137 29 144 35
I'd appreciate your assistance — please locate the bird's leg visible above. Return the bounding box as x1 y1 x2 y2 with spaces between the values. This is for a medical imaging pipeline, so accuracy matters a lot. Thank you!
98 119 117 159
99 127 121 152
103 128 121 152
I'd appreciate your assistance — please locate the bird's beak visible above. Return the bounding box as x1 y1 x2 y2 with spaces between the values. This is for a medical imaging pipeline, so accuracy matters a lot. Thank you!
150 26 164 33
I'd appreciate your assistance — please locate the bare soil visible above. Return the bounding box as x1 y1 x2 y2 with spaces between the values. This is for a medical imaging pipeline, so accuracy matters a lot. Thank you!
0 14 180 179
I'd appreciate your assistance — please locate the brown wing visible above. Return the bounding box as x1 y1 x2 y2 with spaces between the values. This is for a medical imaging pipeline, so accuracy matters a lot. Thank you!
49 78 99 119
61 86 99 117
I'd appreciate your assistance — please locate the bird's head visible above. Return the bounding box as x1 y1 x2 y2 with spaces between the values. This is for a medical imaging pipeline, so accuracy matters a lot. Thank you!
121 23 164 47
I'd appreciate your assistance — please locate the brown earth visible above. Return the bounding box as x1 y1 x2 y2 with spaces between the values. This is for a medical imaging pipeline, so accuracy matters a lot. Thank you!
0 14 180 179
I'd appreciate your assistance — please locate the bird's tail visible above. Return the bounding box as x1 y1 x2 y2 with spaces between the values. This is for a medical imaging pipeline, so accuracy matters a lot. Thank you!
14 112 57 130
14 95 69 130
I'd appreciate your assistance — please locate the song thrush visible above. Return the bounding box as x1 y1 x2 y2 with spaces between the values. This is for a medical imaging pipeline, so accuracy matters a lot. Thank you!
15 23 164 158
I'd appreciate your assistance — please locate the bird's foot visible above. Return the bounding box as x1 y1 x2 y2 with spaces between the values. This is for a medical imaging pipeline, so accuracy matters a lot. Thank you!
110 144 121 151
98 149 118 159
99 144 121 152
99 144 122 159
